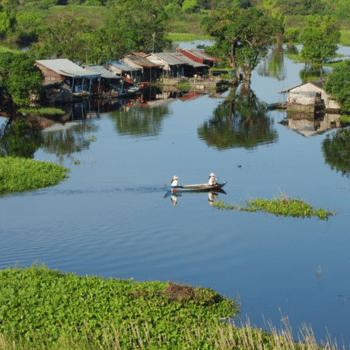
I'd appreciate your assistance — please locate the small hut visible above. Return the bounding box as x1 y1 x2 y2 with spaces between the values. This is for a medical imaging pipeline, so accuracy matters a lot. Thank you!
281 80 341 118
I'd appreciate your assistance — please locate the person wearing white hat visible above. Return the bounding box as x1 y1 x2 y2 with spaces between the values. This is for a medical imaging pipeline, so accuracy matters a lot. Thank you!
208 172 217 186
171 175 179 187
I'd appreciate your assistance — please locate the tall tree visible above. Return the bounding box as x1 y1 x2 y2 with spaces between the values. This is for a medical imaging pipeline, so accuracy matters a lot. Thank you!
0 0 19 40
108 0 170 53
324 59 350 113
0 51 42 106
202 7 282 82
300 15 340 67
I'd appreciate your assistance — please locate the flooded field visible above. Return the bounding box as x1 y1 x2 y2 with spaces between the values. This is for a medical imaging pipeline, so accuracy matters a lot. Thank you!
1 44 350 346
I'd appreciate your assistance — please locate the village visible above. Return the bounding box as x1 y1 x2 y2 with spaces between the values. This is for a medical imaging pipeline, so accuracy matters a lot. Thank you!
33 48 226 104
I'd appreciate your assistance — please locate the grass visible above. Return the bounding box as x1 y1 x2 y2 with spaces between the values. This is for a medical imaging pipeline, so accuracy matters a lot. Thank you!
0 264 342 350
167 33 212 42
213 191 335 220
0 46 20 53
18 107 66 116
340 30 350 47
0 157 69 194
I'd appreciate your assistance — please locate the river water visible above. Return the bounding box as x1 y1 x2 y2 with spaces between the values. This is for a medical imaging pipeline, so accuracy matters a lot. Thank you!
1 44 350 346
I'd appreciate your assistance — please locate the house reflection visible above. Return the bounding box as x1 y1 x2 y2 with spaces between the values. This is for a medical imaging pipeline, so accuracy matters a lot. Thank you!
281 113 341 137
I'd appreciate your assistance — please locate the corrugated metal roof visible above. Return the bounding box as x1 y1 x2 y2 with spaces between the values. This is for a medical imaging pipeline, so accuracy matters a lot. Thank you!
123 55 161 68
83 65 119 79
149 52 186 66
36 59 99 78
108 60 140 72
172 52 208 68
183 49 220 62
150 52 207 68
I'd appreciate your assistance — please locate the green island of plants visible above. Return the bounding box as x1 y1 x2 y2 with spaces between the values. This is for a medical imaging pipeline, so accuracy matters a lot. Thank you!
18 107 66 116
0 265 339 349
0 157 69 194
213 192 335 220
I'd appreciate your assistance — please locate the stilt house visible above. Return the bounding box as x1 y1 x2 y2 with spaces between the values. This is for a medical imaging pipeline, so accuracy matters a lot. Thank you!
83 65 124 95
35 59 100 98
281 80 341 117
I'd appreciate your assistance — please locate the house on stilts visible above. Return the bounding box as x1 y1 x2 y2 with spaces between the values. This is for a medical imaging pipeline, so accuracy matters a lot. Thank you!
35 59 101 102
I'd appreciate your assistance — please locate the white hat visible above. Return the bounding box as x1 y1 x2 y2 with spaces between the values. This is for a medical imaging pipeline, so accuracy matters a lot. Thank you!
172 175 179 179
209 173 216 177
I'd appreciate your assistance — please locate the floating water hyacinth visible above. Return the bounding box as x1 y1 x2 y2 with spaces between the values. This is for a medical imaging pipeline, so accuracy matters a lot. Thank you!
213 191 335 220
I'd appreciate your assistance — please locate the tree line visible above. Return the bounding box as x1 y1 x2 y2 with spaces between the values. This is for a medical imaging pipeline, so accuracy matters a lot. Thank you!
0 0 349 113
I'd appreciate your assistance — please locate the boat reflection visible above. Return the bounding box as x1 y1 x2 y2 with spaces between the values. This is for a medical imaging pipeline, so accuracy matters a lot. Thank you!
165 188 226 206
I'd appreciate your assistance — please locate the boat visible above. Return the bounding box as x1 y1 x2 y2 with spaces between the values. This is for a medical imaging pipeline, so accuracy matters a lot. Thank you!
171 182 227 193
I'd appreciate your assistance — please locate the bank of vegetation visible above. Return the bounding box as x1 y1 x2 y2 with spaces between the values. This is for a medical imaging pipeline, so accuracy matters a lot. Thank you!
213 192 335 220
0 265 341 349
0 157 69 194
1 0 350 115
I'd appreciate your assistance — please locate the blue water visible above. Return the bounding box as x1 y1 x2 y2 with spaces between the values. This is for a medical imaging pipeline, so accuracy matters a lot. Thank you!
1 46 350 346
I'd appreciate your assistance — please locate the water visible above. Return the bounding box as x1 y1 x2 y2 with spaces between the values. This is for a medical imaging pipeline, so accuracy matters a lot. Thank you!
1 46 350 346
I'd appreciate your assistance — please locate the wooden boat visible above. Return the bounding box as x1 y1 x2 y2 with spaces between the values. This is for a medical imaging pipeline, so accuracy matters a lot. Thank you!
171 182 227 193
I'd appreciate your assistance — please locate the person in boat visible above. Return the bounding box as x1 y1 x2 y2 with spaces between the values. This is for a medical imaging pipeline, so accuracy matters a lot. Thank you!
171 175 179 187
208 173 217 186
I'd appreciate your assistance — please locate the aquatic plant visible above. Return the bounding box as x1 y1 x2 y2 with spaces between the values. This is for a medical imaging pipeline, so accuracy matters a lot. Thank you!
0 265 341 349
18 107 66 116
0 265 236 349
213 192 335 220
0 157 69 194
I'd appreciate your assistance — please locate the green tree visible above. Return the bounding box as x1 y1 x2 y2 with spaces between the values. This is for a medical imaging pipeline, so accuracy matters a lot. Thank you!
0 51 42 106
30 12 93 61
202 7 282 82
182 0 199 13
300 15 340 67
105 0 171 54
0 0 19 39
278 0 326 15
324 59 350 113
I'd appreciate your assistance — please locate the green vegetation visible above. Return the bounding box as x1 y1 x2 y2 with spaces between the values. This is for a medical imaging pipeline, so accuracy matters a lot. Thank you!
166 32 212 42
213 192 335 220
0 265 237 349
18 107 65 115
0 264 341 349
177 81 190 91
340 29 350 46
324 59 350 113
0 51 42 106
0 157 69 193
202 6 283 82
339 114 350 124
299 15 340 67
